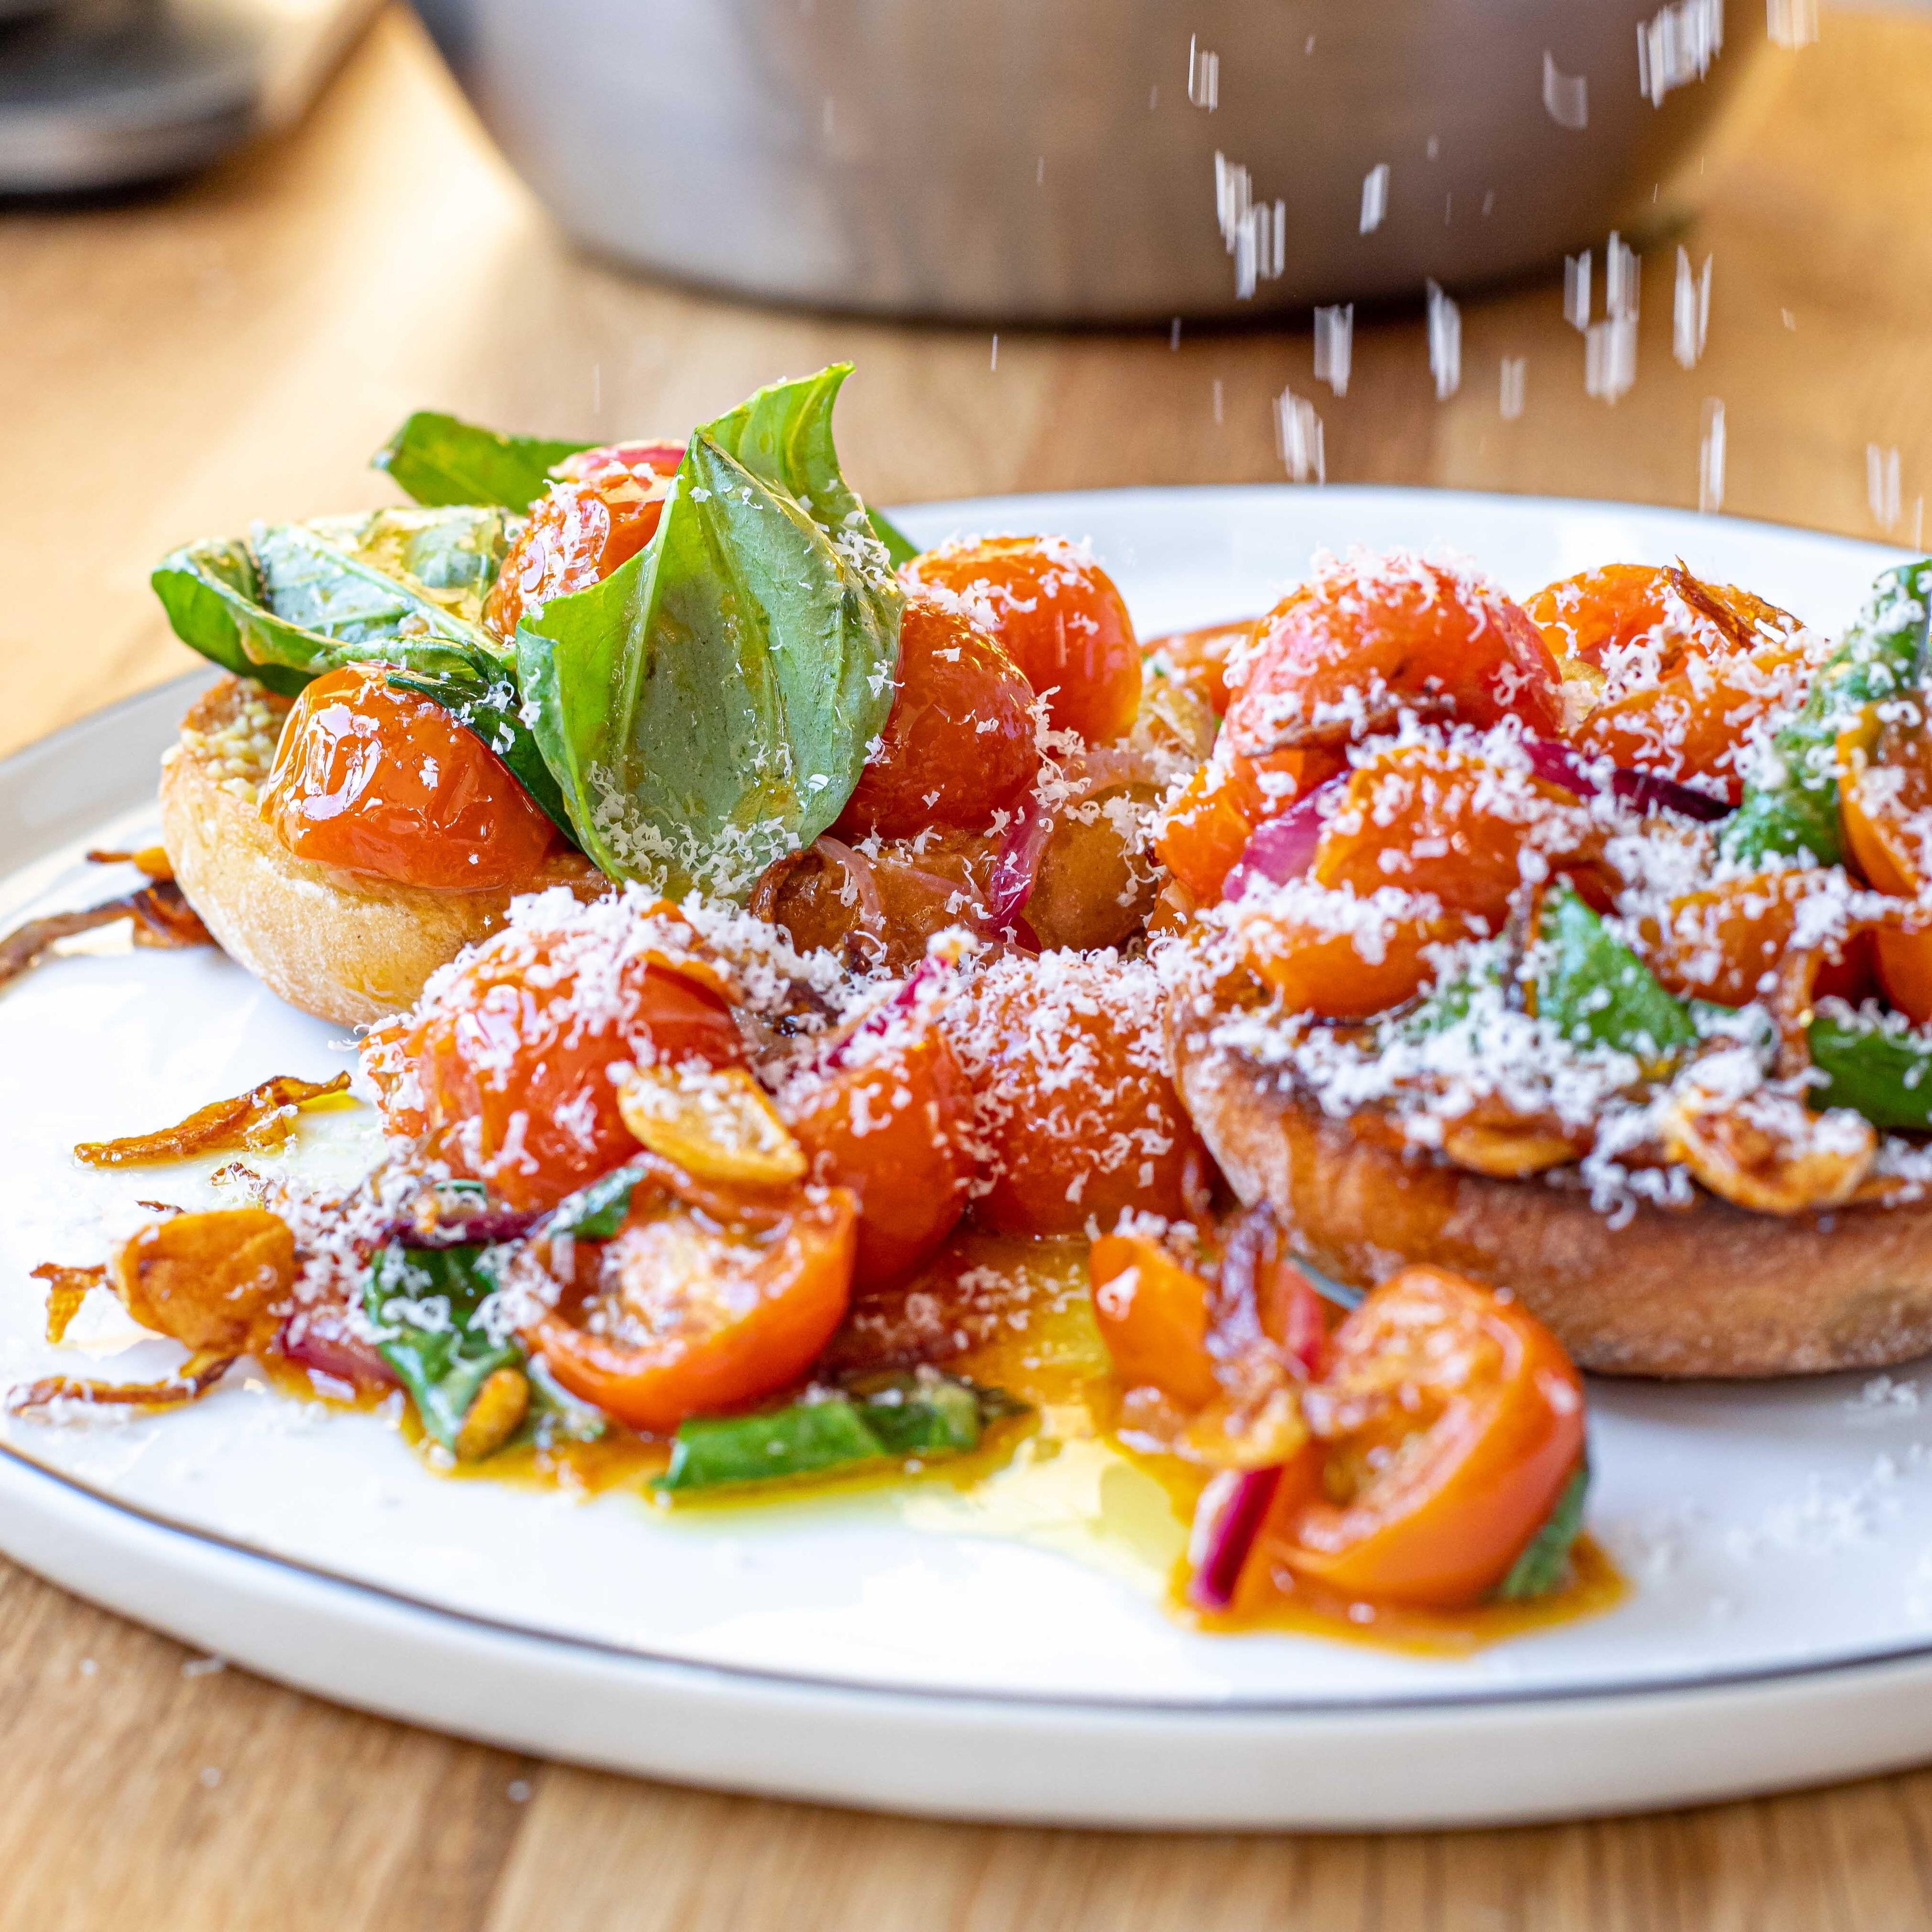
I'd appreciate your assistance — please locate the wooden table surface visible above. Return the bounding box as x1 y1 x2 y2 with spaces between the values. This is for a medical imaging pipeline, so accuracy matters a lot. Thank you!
6 8 1932 1925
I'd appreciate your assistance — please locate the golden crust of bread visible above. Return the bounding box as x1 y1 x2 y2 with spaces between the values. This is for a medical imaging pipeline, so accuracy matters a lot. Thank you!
1171 1003 1932 1379
159 676 598 1029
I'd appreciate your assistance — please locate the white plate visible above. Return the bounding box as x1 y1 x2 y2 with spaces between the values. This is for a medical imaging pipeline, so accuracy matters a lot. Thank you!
4 485 1932 1829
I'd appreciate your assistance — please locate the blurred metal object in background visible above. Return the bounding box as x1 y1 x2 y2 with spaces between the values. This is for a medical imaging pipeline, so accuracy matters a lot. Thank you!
412 0 1770 324
0 0 380 193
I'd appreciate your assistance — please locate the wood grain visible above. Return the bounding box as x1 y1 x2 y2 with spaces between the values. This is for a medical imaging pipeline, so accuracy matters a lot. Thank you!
5 6 1932 1926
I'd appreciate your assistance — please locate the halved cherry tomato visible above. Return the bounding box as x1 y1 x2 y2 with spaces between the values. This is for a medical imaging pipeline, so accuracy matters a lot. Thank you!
1232 888 1479 1021
362 913 745 1211
1525 562 1789 671
1243 1265 1585 1609
1643 869 1873 1010
482 442 681 639
908 535 1141 743
1227 556 1563 755
526 1170 856 1433
259 664 558 890
781 1022 975 1291
1839 716 1932 1020
1570 642 1810 808
1311 743 1598 929
1145 620 1256 717
1090 1233 1220 1407
1155 747 1346 903
833 595 1040 840
950 953 1208 1235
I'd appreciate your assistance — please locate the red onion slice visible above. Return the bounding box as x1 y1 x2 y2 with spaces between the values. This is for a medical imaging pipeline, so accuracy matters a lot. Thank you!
822 946 960 1072
277 1311 398 1392
987 792 1055 931
1520 732 1730 823
1221 776 1346 902
1187 1465 1284 1612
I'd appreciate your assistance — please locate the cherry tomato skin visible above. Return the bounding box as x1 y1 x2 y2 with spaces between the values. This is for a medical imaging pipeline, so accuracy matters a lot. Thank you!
1311 744 1595 930
908 535 1141 743
1233 895 1477 1022
259 664 557 890
1840 718 1932 1020
526 1180 856 1433
1524 564 1788 670
482 444 680 640
1254 1265 1586 1609
362 925 746 1212
1090 1233 1221 1408
833 595 1040 840
1228 558 1563 754
781 1024 975 1291
1155 748 1346 905
949 954 1208 1236
1144 620 1256 717
1643 869 1874 1010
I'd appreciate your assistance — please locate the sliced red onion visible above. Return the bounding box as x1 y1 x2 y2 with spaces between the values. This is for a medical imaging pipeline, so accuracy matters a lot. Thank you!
987 791 1055 932
1187 1465 1284 1612
807 836 887 932
1221 776 1346 903
277 1312 397 1392
823 947 959 1072
1519 733 1730 823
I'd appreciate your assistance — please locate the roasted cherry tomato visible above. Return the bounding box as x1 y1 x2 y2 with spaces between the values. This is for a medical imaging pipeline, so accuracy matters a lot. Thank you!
362 913 745 1211
1570 641 1811 808
1090 1233 1221 1408
1840 713 1932 1020
949 953 1208 1235
526 1170 856 1433
1155 748 1345 903
1311 743 1598 930
1525 562 1789 671
482 442 681 639
1244 1265 1585 1609
259 664 558 890
1145 620 1256 717
781 1020 975 1291
1644 869 1874 1010
1227 556 1563 755
907 535 1141 743
1232 888 1479 1022
832 595 1040 840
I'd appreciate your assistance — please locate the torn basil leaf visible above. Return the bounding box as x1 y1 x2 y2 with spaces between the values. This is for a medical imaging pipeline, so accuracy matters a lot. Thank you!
868 508 919 569
517 365 903 895
364 1241 519 1454
374 410 590 513
543 1163 650 1241
1533 886 1697 1069
655 1373 1021 1493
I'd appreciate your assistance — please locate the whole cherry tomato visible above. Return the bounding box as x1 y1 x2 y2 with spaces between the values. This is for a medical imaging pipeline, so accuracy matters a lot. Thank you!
482 442 682 639
1524 562 1789 671
1245 1265 1585 1609
780 1019 975 1291
1227 555 1563 755
259 664 557 890
832 595 1040 840
362 911 745 1211
1230 887 1478 1022
526 1169 856 1432
948 952 1209 1235
907 535 1141 744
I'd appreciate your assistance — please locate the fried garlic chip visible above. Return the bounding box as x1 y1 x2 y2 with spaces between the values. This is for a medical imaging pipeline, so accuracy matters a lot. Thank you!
75 1072 351 1167
615 1061 807 1187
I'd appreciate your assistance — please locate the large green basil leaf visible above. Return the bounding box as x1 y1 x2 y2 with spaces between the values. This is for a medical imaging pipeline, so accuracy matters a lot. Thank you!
516 367 903 894
153 508 511 689
1721 559 1932 870
373 410 590 512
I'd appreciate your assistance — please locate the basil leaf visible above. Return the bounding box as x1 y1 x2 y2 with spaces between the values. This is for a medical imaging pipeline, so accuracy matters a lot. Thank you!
1495 1463 1590 1601
1722 559 1932 870
868 508 919 569
364 1241 519 1452
153 509 512 691
381 663 579 846
150 539 328 699
525 1355 609 1444
1534 885 1697 1067
543 1163 650 1241
374 410 590 512
655 1374 1019 1493
517 366 903 894
1808 1002 1932 1129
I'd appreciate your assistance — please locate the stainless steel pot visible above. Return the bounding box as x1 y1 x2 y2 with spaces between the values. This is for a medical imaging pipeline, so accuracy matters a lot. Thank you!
412 0 1767 324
